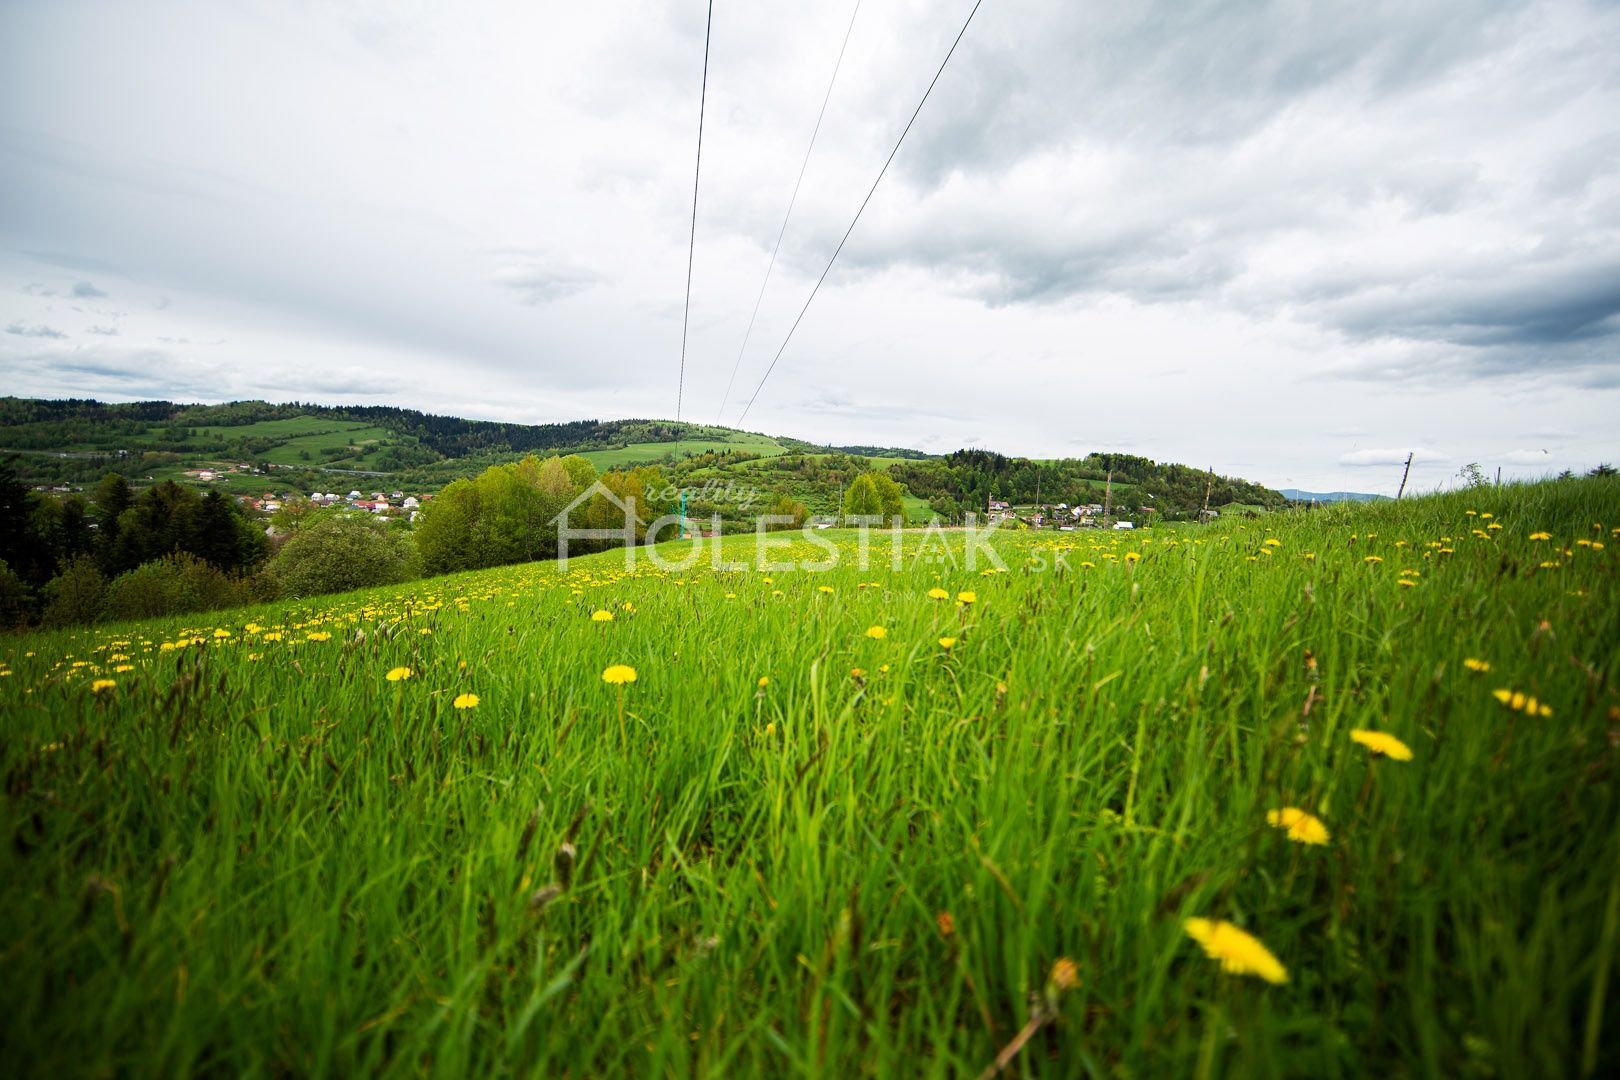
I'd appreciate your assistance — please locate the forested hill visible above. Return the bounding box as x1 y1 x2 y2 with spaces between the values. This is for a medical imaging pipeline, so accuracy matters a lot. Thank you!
2 397 637 458
0 396 1285 518
889 449 1285 518
0 397 925 463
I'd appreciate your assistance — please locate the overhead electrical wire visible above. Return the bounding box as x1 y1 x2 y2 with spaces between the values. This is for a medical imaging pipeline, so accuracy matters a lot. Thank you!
676 0 715 423
715 0 863 424
735 0 985 427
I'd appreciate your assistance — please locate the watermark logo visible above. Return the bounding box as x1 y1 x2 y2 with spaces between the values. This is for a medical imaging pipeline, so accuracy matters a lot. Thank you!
550 484 1007 573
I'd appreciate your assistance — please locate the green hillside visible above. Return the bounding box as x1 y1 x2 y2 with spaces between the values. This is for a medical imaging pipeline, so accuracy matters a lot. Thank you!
0 397 1288 522
2 479 1617 1074
580 433 788 470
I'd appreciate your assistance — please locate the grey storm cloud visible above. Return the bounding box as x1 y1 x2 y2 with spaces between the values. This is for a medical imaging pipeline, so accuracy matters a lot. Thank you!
738 0 1620 386
888 0 1522 182
1327 262 1620 348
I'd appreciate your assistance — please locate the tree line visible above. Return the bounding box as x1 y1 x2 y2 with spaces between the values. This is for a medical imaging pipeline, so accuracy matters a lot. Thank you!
889 450 1285 519
0 452 698 631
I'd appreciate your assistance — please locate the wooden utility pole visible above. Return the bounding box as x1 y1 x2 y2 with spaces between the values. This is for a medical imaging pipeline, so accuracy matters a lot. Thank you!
1102 469 1113 527
1201 465 1214 522
1396 452 1414 500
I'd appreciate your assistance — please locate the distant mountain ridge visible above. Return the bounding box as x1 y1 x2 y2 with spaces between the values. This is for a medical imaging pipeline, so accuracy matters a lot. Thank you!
1280 488 1390 503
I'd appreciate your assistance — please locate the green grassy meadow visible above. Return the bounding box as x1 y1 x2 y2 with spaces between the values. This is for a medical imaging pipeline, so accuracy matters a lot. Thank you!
3 480 1618 1076
580 434 789 471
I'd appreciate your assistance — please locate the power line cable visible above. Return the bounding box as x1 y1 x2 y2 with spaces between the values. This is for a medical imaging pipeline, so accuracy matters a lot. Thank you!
676 0 715 423
735 0 984 427
715 0 862 423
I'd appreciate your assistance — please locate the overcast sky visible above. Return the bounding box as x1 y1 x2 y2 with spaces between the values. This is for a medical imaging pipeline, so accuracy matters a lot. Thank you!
3 0 1618 493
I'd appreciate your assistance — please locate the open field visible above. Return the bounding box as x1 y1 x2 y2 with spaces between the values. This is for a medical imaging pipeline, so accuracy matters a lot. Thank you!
3 480 1618 1075
143 415 382 444
580 435 789 471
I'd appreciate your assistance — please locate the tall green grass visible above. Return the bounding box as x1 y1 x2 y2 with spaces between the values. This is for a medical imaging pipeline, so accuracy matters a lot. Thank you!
2 479 1617 1076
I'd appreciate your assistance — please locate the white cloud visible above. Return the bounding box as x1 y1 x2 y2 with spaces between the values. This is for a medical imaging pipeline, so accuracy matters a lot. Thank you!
1339 447 1445 467
1 0 1618 493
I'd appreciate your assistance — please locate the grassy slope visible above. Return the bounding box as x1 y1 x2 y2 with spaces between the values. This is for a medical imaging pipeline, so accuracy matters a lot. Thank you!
579 434 788 471
2 481 1619 1075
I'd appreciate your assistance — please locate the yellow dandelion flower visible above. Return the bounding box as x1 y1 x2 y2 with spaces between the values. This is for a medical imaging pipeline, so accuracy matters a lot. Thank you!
1364 555 1383 564
757 676 770 689
957 590 977 605
453 692 480 709
1266 807 1330 846
602 664 637 685
1529 531 1552 541
1350 729 1413 761
927 587 950 600
1049 957 1080 991
818 585 835 594
307 631 332 642
1183 918 1287 984
90 678 117 693
938 636 957 650
1263 538 1282 547
386 666 413 682
1463 657 1490 672
591 609 614 622
850 667 866 679
865 625 888 640
1125 551 1141 562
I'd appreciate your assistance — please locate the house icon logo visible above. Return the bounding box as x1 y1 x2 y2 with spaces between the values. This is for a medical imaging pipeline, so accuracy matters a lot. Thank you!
550 480 646 566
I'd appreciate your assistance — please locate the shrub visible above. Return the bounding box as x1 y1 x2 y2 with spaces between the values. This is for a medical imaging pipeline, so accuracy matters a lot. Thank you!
842 472 904 521
103 553 255 622
0 559 31 629
41 555 106 627
269 514 417 598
